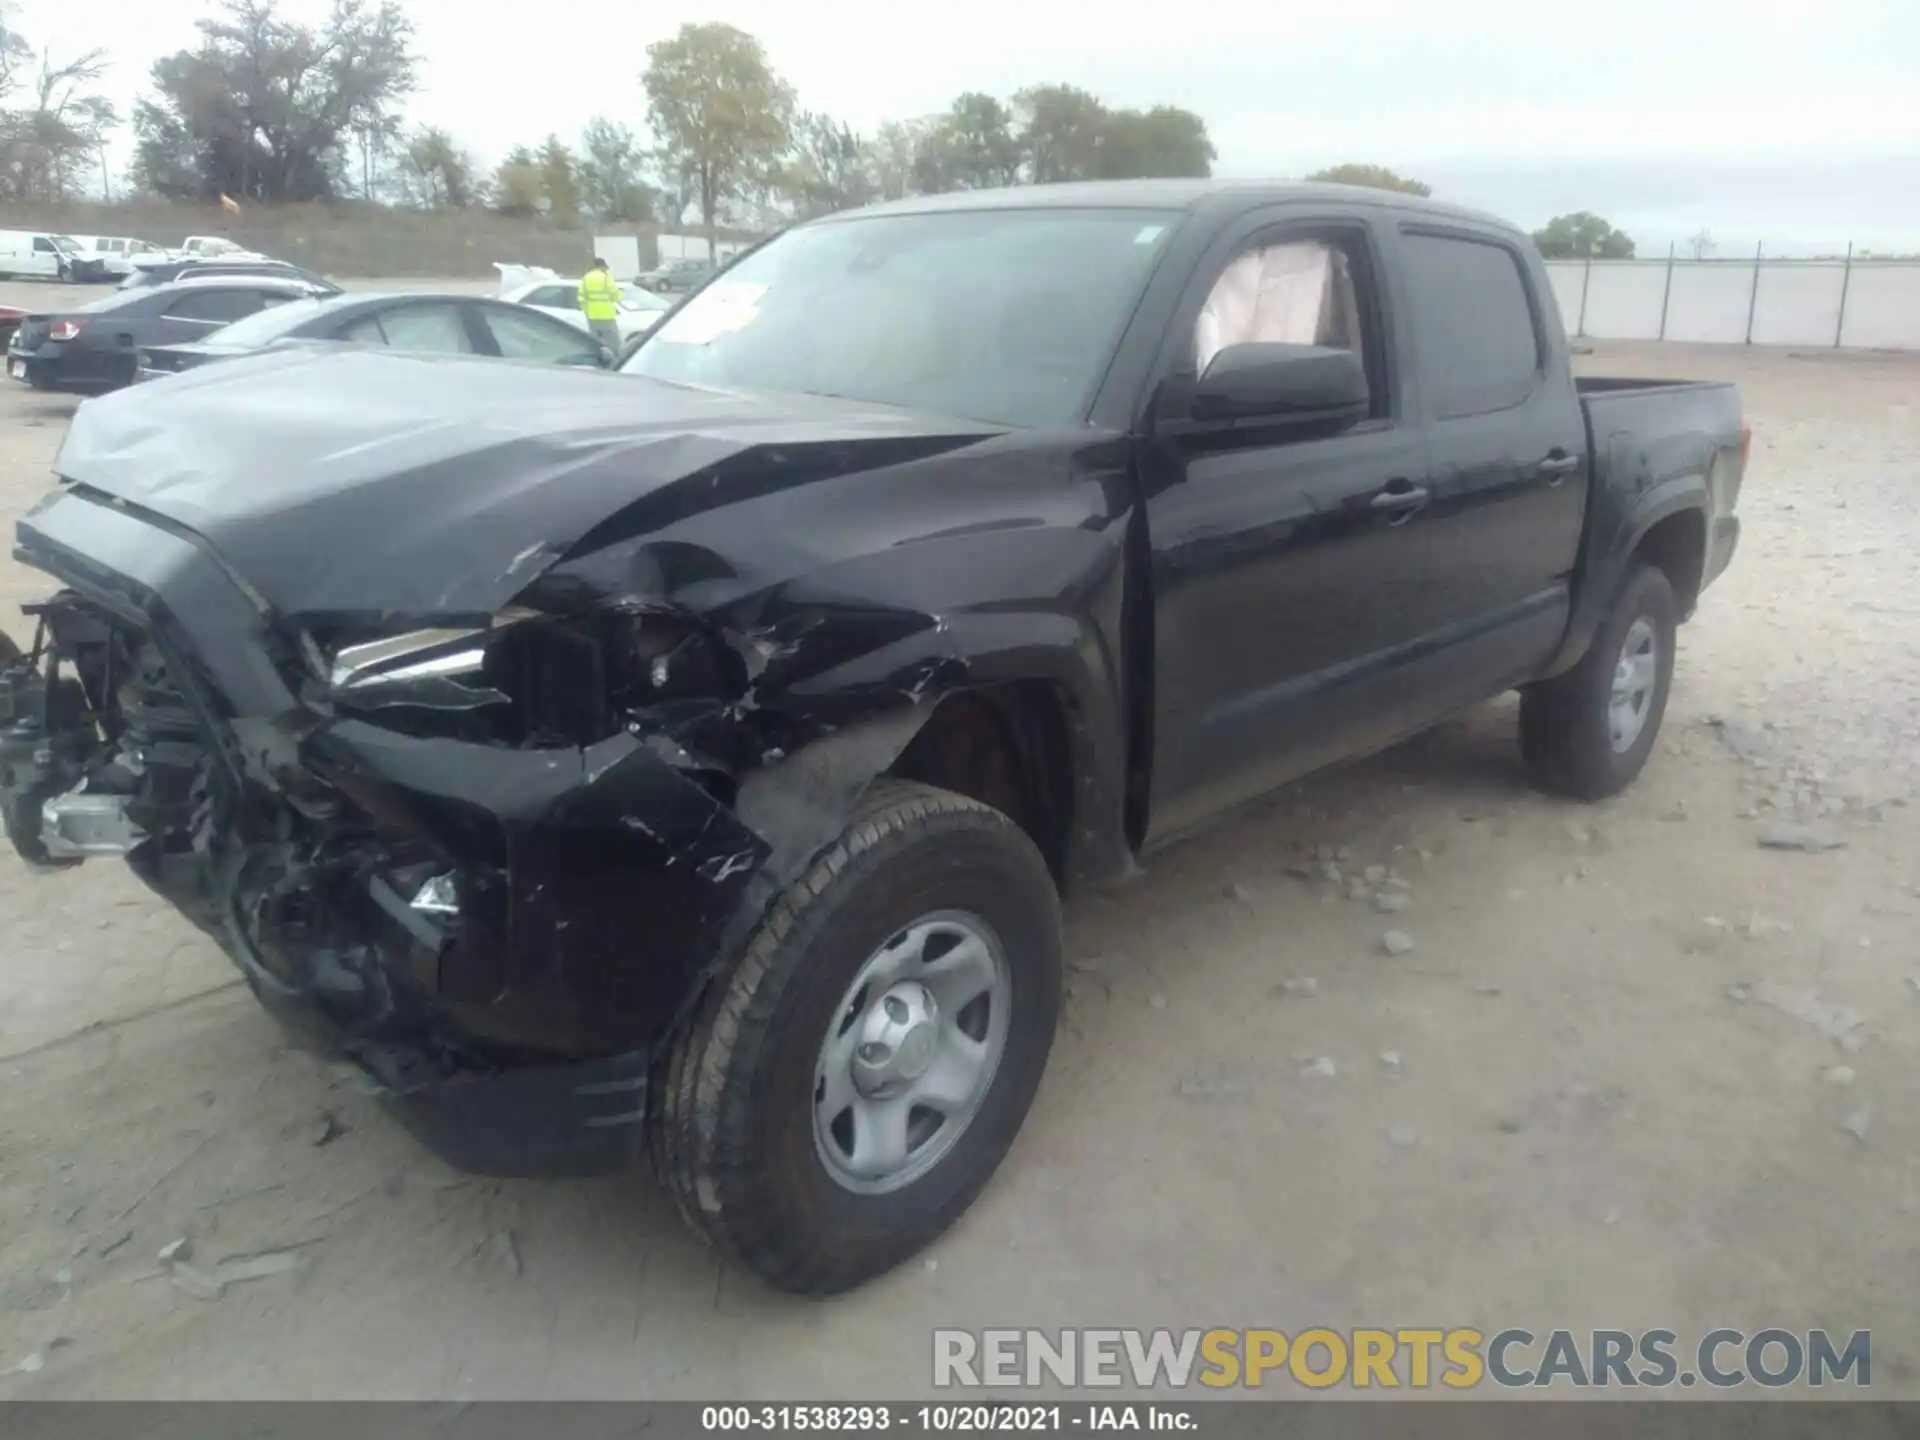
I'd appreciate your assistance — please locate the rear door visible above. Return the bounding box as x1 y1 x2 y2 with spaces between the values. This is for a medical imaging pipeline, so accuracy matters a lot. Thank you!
28 235 61 278
1392 226 1588 669
152 287 274 342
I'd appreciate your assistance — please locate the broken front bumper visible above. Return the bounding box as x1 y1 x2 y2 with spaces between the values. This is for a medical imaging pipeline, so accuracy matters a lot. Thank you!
4 486 773 1177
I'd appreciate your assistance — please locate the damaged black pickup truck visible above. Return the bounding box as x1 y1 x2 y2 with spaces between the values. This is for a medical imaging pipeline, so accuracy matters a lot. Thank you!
0 181 1745 1294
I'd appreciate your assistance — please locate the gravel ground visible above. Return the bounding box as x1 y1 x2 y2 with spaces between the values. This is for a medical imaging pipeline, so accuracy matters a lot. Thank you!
0 324 1916 1400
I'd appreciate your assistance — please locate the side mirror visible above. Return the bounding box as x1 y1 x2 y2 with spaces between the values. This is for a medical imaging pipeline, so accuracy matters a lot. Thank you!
1191 342 1368 430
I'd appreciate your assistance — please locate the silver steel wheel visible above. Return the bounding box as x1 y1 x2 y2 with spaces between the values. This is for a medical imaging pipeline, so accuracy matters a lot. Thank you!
1608 617 1658 754
813 911 1012 1195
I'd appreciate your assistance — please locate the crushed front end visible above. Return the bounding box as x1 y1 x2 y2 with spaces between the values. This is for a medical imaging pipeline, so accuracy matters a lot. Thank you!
0 485 776 1176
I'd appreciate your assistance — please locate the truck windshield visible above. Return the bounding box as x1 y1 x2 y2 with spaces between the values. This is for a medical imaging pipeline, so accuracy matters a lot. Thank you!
623 208 1179 428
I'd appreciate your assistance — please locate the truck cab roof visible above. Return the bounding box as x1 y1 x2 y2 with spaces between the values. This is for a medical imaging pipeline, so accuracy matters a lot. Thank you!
824 178 1523 237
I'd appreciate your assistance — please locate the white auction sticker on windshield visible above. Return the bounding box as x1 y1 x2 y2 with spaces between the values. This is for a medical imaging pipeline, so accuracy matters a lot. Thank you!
659 280 769 345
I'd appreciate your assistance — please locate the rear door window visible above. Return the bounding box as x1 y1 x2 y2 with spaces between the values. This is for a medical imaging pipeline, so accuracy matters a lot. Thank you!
163 289 267 323
1399 232 1542 419
368 303 474 353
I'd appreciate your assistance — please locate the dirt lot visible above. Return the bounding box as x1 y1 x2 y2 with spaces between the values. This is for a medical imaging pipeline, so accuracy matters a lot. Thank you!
1 301 1917 1398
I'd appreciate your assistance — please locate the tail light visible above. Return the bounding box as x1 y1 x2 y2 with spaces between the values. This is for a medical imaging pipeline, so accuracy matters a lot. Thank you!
48 321 81 342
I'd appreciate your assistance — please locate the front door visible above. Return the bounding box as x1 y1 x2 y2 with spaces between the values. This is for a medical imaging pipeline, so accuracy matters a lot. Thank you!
1141 214 1437 843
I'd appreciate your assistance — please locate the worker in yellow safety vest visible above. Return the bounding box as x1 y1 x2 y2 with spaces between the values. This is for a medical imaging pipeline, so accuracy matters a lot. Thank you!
578 257 623 355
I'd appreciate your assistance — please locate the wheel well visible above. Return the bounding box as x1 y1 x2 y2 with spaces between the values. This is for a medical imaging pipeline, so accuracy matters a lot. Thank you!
1635 509 1707 616
885 684 1073 887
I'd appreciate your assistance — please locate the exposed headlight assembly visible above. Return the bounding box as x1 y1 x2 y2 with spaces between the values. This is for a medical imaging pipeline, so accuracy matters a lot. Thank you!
309 605 740 747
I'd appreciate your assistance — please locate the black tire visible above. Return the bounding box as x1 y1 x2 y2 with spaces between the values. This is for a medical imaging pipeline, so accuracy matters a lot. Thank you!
1521 563 1677 800
651 779 1063 1295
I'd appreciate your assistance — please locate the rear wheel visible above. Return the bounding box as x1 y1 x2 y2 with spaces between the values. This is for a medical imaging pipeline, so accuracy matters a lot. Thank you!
651 780 1062 1295
1521 563 1677 800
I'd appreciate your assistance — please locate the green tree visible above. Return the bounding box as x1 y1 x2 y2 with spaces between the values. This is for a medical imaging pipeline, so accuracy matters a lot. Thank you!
784 109 869 217
397 125 476 209
1013 83 1108 183
538 133 579 217
1532 211 1636 259
1306 163 1430 196
642 22 794 257
132 0 415 202
861 118 926 202
1093 105 1213 180
913 91 1019 193
579 115 651 221
491 145 542 215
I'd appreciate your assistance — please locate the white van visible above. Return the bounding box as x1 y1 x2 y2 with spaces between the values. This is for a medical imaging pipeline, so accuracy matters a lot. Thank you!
0 231 85 281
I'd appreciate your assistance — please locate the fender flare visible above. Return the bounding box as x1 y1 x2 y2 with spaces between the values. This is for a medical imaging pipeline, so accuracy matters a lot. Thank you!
1540 473 1711 678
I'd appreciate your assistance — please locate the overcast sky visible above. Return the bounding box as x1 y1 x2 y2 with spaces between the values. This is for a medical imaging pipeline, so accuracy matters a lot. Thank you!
17 0 1920 254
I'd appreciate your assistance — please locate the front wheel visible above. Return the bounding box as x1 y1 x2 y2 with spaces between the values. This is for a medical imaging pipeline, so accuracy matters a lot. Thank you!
1521 563 1677 800
651 780 1062 1295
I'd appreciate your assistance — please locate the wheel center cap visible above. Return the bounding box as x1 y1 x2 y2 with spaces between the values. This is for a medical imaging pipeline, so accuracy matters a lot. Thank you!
850 980 939 1097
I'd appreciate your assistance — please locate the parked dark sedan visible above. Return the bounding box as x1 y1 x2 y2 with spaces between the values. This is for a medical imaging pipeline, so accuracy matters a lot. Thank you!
137 292 618 381
8 275 333 393
120 258 339 292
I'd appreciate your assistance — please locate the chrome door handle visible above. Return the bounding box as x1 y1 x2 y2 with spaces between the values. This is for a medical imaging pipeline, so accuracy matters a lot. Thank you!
1369 485 1430 511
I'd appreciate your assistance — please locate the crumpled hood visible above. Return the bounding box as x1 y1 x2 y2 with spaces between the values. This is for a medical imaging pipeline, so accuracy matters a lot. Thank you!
53 346 998 623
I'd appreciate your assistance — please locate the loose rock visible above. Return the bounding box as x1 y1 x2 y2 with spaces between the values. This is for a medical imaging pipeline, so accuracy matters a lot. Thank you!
1379 1050 1403 1074
1373 887 1412 915
214 1249 309 1286
1750 981 1862 1043
1840 1106 1872 1142
1276 976 1319 998
167 1263 225 1301
1301 1056 1338 1080
1381 930 1415 956
1363 865 1388 885
1178 1073 1251 1100
1821 1066 1857 1086
157 1238 192 1264
486 1230 522 1277
1758 823 1847 852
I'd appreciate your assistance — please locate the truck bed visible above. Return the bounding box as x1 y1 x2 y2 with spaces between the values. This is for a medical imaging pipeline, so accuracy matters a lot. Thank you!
1575 375 1735 398
1569 374 1746 633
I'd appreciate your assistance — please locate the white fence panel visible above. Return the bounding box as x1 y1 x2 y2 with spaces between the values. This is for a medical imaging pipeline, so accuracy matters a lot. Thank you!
1543 257 1920 351
1581 263 1668 340
1663 263 1755 344
1545 263 1586 330
1749 263 1848 347
1838 265 1920 350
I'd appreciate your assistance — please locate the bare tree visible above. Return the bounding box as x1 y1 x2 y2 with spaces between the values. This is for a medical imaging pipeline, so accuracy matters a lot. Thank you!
1687 229 1717 260
0 45 115 201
